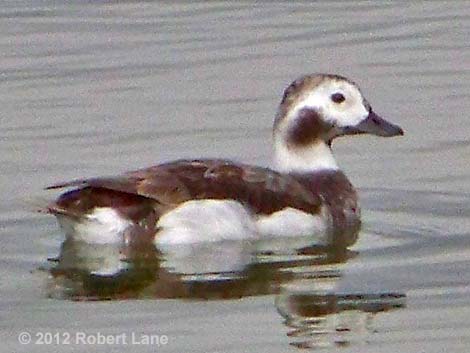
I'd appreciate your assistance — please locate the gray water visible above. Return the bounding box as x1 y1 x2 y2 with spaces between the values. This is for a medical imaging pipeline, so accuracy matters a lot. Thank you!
2 1 470 352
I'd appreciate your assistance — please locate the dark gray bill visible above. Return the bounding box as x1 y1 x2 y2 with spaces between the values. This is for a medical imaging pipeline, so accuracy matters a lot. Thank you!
345 110 404 137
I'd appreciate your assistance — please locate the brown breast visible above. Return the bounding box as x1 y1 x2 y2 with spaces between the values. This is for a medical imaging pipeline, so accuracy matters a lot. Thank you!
294 170 361 246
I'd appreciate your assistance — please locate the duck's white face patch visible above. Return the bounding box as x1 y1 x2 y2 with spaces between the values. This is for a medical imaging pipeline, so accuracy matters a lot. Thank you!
295 80 369 128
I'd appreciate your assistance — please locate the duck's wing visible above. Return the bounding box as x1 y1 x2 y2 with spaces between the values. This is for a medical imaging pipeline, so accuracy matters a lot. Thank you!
47 159 322 215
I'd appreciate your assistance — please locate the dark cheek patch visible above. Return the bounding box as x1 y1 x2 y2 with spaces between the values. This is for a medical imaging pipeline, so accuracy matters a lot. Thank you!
287 108 327 146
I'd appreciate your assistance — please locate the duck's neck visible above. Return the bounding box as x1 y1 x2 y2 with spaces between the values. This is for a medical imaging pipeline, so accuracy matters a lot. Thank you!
272 136 339 174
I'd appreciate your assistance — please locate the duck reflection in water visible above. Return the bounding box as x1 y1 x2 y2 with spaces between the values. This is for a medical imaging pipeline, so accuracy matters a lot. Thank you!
47 236 405 349
47 235 351 300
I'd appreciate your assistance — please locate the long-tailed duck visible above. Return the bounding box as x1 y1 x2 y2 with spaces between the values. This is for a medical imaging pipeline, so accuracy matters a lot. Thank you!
46 74 403 248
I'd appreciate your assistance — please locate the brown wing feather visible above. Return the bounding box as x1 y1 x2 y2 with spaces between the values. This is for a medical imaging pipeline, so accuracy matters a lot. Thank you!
48 159 322 215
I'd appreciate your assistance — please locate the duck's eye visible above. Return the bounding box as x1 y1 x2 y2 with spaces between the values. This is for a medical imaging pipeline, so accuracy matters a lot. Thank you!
331 92 345 104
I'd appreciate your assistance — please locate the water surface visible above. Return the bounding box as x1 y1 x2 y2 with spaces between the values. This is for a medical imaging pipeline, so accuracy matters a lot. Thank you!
2 1 470 352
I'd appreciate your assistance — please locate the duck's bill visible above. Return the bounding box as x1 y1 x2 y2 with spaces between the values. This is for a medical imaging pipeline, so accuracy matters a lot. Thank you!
346 110 404 137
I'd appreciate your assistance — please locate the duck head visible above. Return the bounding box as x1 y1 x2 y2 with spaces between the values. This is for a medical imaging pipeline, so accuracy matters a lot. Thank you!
273 74 403 173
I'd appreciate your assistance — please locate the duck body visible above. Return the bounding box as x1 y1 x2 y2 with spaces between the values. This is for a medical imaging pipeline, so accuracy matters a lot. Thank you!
48 159 354 246
46 74 403 248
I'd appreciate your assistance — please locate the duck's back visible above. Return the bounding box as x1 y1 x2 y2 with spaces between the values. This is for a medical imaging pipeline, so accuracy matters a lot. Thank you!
49 159 322 216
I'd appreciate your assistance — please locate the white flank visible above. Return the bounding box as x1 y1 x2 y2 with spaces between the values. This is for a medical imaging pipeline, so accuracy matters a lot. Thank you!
256 207 327 238
155 200 258 246
56 207 132 244
273 136 338 173
155 199 330 247
56 203 330 247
